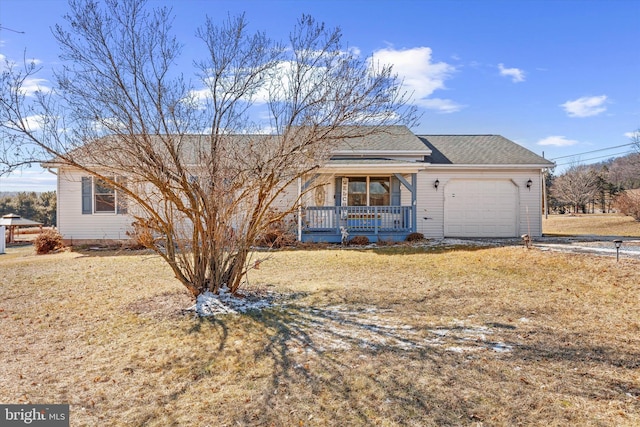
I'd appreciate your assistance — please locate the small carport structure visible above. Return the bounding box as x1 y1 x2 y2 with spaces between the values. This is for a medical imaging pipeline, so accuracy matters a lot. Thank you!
0 213 43 243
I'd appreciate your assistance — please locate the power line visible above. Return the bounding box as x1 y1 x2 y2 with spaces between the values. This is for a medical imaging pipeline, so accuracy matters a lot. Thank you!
554 150 636 167
0 25 25 34
549 142 636 160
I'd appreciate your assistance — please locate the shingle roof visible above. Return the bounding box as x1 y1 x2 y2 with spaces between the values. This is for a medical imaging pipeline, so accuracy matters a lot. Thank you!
418 135 555 166
44 130 555 169
327 158 416 165
334 126 431 153
43 126 430 167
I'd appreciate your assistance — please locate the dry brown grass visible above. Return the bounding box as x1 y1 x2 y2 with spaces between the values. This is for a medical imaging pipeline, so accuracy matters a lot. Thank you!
544 213 640 237
1 244 639 426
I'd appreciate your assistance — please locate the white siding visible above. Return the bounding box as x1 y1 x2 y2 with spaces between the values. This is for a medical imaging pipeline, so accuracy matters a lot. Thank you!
416 169 544 238
291 174 336 208
271 182 299 212
58 168 132 241
57 165 546 242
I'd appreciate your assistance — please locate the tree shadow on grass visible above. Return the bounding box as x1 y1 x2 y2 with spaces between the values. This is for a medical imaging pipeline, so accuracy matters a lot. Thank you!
237 302 640 425
121 291 640 425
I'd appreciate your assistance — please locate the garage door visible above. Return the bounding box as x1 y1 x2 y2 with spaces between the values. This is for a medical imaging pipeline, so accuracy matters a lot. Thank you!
444 179 518 237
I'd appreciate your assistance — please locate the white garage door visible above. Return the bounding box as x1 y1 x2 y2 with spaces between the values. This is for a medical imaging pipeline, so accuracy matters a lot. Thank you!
444 179 518 237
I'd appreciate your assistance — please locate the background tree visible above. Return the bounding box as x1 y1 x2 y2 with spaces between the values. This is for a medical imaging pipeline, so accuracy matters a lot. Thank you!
543 169 560 214
607 152 640 190
37 191 57 225
550 164 600 214
630 128 640 152
11 191 38 219
0 0 416 297
0 191 56 225
614 190 640 221
611 128 640 220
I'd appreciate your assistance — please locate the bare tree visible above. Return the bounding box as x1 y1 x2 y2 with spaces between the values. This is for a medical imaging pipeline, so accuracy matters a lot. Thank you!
550 164 600 214
614 191 640 221
630 128 640 153
0 0 416 297
607 154 640 190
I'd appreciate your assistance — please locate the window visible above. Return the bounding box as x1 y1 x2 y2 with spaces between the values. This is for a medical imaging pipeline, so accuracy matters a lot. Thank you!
348 177 367 206
345 176 390 206
369 177 390 206
94 177 116 213
82 176 127 215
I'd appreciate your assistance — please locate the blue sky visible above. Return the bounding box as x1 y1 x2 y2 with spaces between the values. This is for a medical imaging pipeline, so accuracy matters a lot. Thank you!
1 0 639 192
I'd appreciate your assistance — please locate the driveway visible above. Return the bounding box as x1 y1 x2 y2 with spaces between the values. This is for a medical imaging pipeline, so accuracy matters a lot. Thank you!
532 236 640 260
425 236 640 261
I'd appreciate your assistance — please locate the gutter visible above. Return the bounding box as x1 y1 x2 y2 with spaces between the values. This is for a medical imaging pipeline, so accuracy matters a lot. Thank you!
425 163 555 170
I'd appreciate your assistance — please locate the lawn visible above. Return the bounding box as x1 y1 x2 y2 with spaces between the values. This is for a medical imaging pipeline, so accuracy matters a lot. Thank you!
543 213 640 237
1 242 639 426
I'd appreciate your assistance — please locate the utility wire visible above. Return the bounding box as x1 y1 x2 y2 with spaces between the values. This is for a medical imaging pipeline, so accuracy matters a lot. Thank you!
549 142 636 160
554 150 636 167
0 25 25 34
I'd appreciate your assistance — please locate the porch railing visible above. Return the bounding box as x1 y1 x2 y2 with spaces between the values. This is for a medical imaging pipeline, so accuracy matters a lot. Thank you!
303 206 413 234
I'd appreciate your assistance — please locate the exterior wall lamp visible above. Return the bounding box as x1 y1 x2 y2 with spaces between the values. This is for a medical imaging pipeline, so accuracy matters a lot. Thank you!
434 179 440 191
526 178 533 190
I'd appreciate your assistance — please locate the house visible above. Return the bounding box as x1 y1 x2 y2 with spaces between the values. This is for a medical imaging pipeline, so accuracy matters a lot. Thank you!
44 126 554 244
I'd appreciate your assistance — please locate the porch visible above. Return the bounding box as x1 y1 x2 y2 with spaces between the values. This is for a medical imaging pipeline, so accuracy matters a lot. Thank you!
301 206 414 243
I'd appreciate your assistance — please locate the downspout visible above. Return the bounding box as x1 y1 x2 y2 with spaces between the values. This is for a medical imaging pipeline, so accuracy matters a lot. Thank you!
542 169 548 220
297 177 302 242
44 166 58 177
411 173 417 232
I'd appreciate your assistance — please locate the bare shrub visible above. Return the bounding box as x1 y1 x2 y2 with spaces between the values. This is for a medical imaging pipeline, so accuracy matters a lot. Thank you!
405 232 425 242
256 231 296 248
376 238 395 247
34 229 64 254
614 191 640 221
126 220 157 248
348 235 370 246
256 217 296 248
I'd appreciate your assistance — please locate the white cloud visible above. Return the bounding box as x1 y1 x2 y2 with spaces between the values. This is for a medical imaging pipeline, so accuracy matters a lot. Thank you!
537 135 579 147
3 114 47 132
0 54 50 96
0 53 12 70
561 95 607 117
21 78 51 96
498 63 525 83
189 46 461 114
371 46 460 113
0 167 57 192
189 60 297 109
415 98 464 114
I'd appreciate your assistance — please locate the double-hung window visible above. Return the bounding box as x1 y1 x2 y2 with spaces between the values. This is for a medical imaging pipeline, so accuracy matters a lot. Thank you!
82 176 127 214
94 177 116 213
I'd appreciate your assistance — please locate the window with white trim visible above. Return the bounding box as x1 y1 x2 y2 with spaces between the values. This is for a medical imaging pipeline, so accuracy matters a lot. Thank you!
82 176 127 214
94 177 116 213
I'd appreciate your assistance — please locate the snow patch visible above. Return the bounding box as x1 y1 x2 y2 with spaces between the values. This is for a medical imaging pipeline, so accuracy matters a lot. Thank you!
183 292 517 355
185 288 275 317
